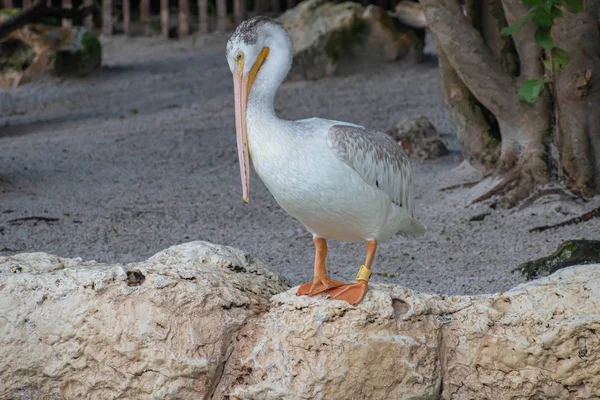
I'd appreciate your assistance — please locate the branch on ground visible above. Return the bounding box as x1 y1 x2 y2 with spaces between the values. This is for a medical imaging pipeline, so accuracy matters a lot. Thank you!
516 188 581 211
529 206 600 233
439 180 480 192
0 0 98 42
7 216 60 225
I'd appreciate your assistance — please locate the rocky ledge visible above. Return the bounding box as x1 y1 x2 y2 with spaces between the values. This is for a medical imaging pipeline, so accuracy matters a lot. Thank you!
1 241 598 399
278 0 424 80
0 10 102 88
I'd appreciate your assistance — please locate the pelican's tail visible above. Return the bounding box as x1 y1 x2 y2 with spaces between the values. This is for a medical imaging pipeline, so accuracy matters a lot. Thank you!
401 217 426 238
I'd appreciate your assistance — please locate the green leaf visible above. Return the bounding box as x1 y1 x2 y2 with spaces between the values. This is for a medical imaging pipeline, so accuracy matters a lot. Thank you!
532 7 554 27
501 6 539 35
519 78 548 103
542 57 553 71
534 27 554 49
552 47 570 71
523 0 542 5
501 19 527 35
563 0 584 13
550 5 563 18
543 0 561 11
501 8 535 36
543 48 571 72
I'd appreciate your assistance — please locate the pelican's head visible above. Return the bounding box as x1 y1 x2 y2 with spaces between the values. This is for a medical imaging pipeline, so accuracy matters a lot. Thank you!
226 16 292 203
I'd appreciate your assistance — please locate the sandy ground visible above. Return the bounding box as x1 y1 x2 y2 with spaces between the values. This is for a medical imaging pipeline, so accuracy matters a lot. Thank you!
1 33 599 295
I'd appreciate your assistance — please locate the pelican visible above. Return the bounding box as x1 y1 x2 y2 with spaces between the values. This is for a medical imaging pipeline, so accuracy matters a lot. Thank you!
226 16 426 305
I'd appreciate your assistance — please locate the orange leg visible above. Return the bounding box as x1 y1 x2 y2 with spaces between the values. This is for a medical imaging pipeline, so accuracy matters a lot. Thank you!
329 240 377 305
297 238 346 296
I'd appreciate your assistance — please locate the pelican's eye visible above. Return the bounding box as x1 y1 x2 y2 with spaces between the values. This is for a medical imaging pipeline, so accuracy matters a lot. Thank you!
234 51 244 64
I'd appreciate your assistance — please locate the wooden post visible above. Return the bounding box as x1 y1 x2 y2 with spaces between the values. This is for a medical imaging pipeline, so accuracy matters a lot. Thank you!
233 0 245 23
2 0 14 8
216 0 227 31
123 0 130 35
22 0 32 9
140 0 150 35
285 0 295 10
102 0 113 35
83 0 93 29
197 0 208 34
254 0 268 13
178 0 189 38
62 0 72 27
160 0 169 37
270 0 280 13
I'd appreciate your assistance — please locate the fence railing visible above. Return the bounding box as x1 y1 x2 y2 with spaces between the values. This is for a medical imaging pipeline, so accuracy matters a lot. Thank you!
1 0 297 37
1 0 397 39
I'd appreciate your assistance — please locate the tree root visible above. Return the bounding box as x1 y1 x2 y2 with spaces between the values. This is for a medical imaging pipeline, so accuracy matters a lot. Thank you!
472 171 530 207
516 187 583 211
472 159 549 207
439 180 481 192
469 211 490 222
529 206 600 233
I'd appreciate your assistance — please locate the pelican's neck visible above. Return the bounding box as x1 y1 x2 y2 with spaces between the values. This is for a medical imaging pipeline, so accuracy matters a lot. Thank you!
247 30 292 124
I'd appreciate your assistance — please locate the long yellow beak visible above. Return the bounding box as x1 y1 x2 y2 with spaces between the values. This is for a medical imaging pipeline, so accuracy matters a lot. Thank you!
233 71 250 203
232 47 270 203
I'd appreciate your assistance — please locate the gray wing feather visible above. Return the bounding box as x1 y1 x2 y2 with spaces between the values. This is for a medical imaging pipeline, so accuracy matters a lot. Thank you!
327 124 415 215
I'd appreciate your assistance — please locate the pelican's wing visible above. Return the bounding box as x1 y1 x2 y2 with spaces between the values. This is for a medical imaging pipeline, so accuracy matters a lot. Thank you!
327 124 415 215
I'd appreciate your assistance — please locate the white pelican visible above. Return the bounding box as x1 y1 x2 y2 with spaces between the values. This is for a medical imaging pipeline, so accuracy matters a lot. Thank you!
226 16 426 305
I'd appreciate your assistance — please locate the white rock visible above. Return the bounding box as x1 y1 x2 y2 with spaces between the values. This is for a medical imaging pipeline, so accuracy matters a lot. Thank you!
394 0 428 29
443 266 600 399
214 285 451 399
278 0 423 80
216 265 600 400
386 115 449 160
0 242 289 399
1 242 598 399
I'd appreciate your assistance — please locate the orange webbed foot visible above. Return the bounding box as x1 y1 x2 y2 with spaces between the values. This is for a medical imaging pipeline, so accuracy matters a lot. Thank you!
296 275 346 296
329 281 368 305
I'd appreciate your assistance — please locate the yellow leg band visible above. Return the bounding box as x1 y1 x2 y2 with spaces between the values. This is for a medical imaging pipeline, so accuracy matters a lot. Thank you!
356 265 372 282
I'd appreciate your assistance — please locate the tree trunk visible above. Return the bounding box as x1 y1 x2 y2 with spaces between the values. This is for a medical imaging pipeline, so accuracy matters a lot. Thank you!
437 49 500 173
552 3 600 196
436 0 520 173
422 0 600 206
